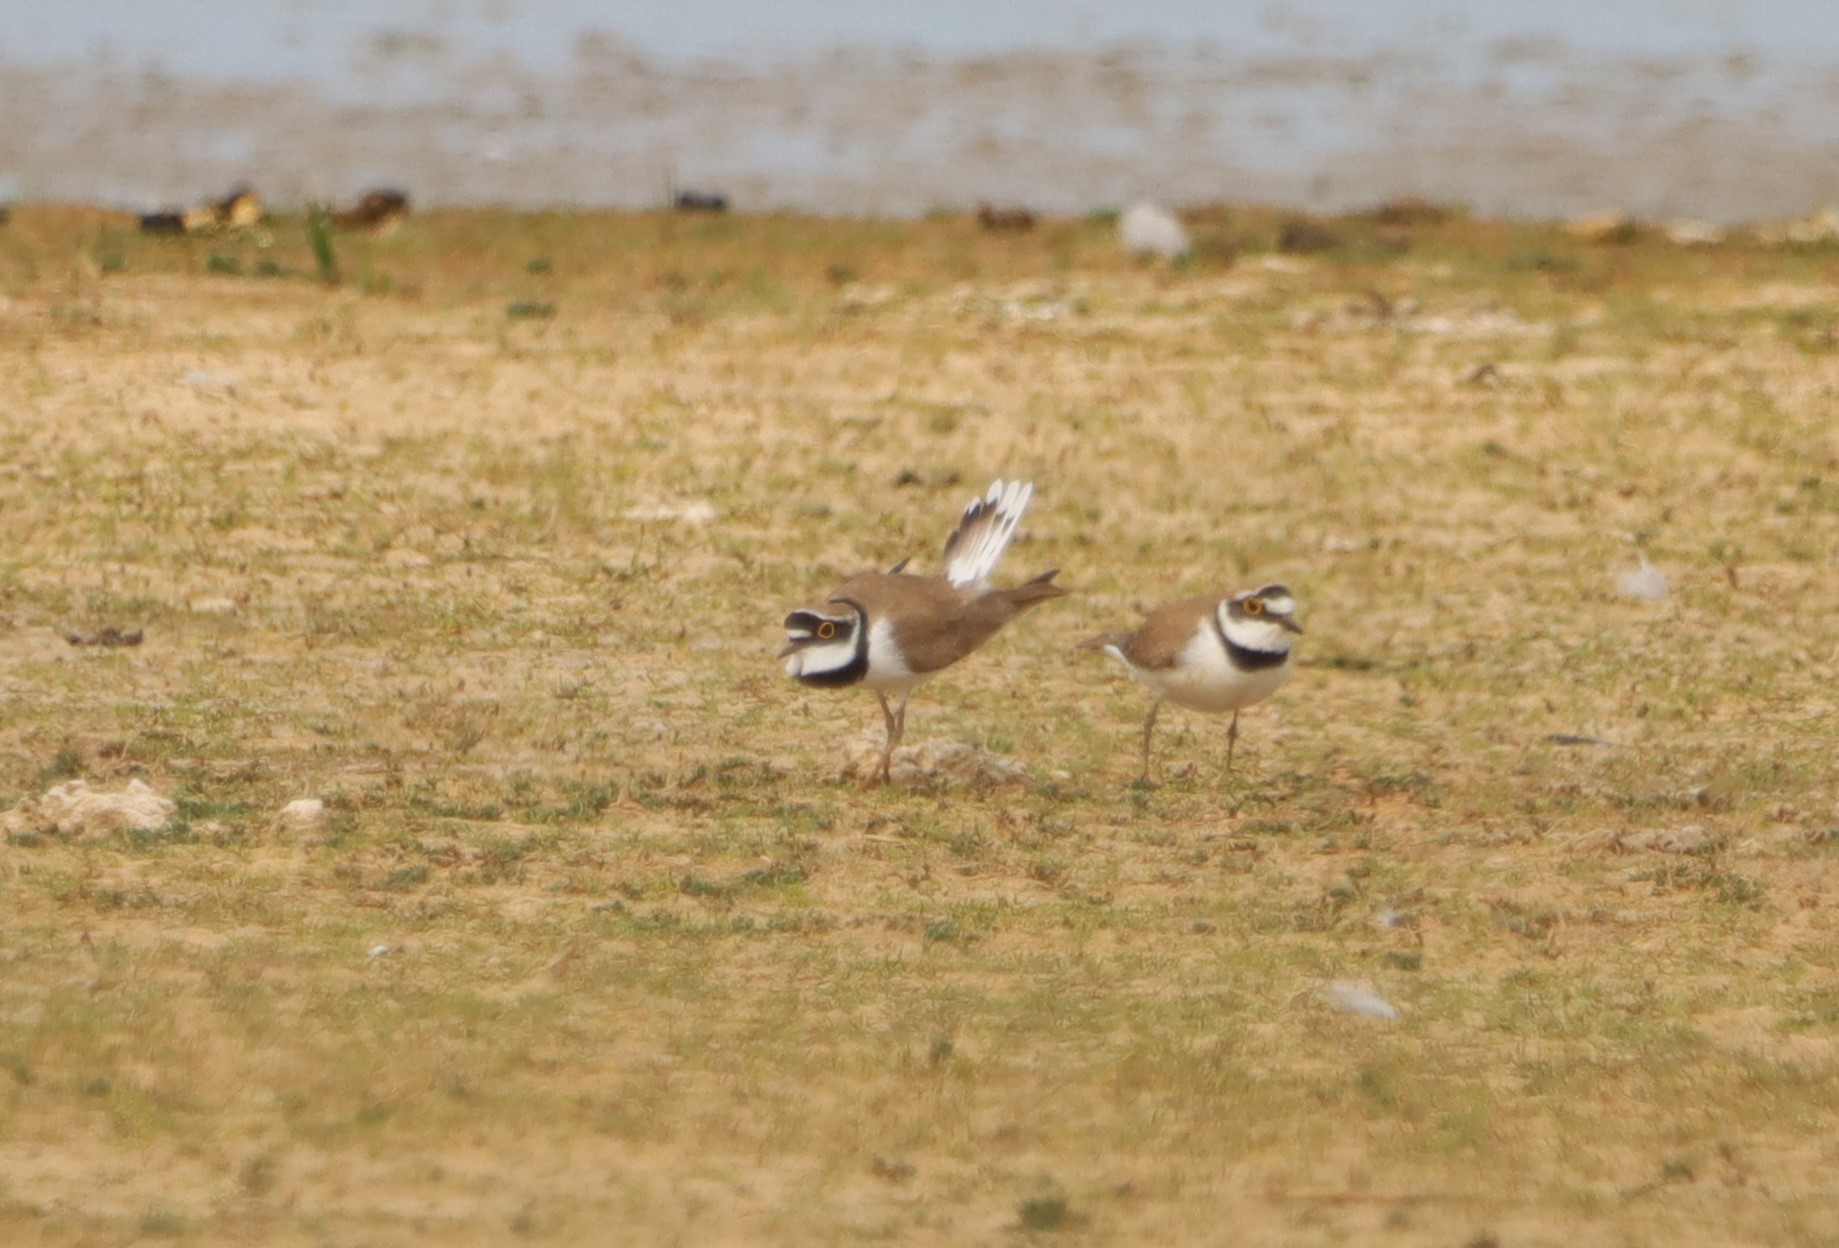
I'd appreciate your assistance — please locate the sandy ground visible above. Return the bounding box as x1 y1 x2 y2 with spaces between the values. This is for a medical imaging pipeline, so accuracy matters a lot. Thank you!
1 204 1839 1244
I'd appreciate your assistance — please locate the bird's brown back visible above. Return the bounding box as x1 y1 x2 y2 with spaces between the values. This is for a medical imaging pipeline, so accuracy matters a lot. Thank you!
827 570 1065 674
1089 595 1220 671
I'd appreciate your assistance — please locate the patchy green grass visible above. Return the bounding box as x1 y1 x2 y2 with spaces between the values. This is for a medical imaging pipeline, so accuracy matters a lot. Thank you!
0 203 1837 1246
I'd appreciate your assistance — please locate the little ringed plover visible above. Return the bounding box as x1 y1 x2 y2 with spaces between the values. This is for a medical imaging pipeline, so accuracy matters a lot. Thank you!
1083 583 1302 780
780 479 1066 783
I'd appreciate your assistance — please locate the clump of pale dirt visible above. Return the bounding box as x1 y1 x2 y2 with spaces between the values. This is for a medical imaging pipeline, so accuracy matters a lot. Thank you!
1322 981 1400 1020
839 738 1028 787
277 798 326 830
1 779 176 842
1755 206 1839 246
1575 825 1722 854
623 501 717 525
1564 211 1639 244
1664 219 1726 246
1617 553 1670 601
1637 825 1719 854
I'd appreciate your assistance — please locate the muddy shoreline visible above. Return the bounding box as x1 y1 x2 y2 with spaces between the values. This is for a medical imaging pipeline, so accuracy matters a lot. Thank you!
5 39 1839 221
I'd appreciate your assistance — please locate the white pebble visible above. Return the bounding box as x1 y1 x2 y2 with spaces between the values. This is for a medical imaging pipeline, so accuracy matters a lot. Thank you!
1119 202 1190 260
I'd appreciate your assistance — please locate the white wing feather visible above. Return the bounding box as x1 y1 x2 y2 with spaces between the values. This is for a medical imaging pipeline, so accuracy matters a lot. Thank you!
940 478 1033 589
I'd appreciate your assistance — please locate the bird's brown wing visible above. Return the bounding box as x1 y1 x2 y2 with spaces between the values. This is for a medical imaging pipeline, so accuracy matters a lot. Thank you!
833 571 1062 675
1100 595 1221 670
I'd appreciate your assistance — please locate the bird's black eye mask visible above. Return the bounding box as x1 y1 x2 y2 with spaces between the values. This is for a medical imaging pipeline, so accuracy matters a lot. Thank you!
782 610 856 650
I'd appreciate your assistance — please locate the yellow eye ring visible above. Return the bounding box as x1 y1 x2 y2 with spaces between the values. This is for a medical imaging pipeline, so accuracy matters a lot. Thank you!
1243 599 1264 616
817 620 837 639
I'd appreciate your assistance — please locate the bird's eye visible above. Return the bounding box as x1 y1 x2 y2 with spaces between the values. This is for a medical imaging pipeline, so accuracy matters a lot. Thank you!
817 620 837 639
1244 599 1264 616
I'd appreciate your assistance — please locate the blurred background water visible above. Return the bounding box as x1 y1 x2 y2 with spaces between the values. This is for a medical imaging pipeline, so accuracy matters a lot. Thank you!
3 0 1836 218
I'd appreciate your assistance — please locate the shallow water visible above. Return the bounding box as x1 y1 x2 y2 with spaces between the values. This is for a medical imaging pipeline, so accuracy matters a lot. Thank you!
3 1 1837 218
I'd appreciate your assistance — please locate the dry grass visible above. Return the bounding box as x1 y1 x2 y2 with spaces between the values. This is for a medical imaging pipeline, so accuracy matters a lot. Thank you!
2 202 1839 1245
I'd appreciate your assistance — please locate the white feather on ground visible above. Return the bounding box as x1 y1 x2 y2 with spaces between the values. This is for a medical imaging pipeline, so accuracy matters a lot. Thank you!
1617 552 1669 601
1119 202 1189 260
940 478 1032 588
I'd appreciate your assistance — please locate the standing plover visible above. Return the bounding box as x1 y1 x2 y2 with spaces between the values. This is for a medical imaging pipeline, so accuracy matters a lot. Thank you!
1084 584 1302 779
780 480 1066 783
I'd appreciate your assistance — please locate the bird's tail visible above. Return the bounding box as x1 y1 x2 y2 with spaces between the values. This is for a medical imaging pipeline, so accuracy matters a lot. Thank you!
995 567 1070 612
941 479 1034 588
1076 629 1129 654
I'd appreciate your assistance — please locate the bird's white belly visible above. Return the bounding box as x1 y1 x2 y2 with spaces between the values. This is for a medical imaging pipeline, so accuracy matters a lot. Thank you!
861 617 931 694
1112 631 1289 713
